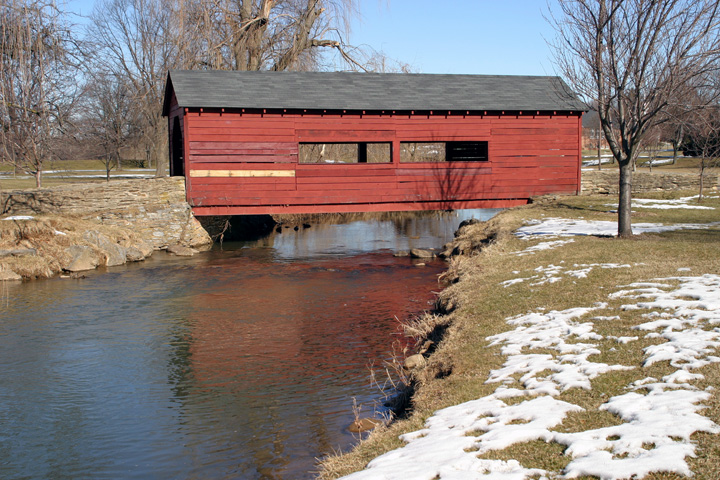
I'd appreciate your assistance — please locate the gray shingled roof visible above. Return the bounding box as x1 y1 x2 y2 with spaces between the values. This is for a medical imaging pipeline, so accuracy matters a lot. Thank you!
163 70 586 115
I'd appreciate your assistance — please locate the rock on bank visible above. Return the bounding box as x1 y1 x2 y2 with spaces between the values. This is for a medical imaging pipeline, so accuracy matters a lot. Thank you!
0 178 211 280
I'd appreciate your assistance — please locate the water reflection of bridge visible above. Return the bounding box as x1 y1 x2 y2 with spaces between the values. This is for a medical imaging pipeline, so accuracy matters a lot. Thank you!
183 251 446 477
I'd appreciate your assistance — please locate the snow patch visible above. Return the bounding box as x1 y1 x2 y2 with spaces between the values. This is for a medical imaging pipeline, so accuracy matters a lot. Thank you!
502 263 634 288
515 218 720 237
339 275 720 480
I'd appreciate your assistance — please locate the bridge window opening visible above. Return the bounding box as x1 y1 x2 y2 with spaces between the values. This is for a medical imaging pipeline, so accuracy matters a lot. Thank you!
400 141 488 162
447 141 488 161
299 143 391 164
400 142 445 162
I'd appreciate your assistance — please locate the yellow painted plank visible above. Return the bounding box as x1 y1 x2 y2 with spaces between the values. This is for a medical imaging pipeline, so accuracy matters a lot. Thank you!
189 169 296 178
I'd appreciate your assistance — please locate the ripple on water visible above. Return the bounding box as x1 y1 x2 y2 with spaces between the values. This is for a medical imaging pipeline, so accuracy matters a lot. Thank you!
0 209 499 479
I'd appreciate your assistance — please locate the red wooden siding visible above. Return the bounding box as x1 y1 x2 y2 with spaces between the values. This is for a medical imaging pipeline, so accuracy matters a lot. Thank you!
174 109 582 215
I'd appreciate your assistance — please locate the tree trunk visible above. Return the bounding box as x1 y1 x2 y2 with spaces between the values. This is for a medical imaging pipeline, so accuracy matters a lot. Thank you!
618 161 633 237
34 169 42 189
699 162 705 203
154 135 168 177
672 125 683 165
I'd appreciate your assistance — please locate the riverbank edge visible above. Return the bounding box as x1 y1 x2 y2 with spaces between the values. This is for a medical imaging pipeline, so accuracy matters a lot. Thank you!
0 178 212 280
316 192 720 479
315 203 529 478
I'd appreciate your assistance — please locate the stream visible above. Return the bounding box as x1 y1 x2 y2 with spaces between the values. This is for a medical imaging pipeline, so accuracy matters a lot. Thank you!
0 209 498 479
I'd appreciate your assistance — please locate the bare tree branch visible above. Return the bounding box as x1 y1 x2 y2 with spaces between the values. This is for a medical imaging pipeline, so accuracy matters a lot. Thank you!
548 0 720 236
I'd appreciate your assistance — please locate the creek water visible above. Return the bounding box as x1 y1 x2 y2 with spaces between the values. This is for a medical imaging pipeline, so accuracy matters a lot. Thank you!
0 209 498 480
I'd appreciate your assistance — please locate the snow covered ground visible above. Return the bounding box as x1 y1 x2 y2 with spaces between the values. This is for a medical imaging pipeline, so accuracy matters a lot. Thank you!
596 196 717 212
515 217 720 239
341 273 720 480
628 196 715 210
339 219 720 480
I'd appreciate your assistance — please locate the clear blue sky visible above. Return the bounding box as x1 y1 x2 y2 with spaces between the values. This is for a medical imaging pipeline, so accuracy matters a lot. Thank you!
66 0 559 76
351 0 559 75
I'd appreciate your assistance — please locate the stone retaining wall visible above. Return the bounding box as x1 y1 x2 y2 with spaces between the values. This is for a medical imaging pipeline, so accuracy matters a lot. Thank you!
0 177 210 248
581 169 719 195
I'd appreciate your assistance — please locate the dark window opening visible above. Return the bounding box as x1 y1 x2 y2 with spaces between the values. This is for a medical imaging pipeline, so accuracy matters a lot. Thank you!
299 143 391 164
447 141 488 161
400 141 488 162
170 116 184 176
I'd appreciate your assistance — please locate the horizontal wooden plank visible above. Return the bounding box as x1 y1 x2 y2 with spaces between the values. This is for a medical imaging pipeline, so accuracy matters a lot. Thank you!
187 134 297 142
295 165 396 176
188 187 562 206
492 155 578 162
186 163 296 171
395 124 491 131
293 121 397 130
189 169 296 178
491 149 579 157
189 141 297 149
189 149 298 155
394 167 492 176
189 154 296 163
189 183 297 193
297 131 396 141
190 199 529 216
188 127 295 136
185 113 293 120
491 141 579 150
189 178 296 187
490 128 577 136
396 135 491 142
296 175 399 184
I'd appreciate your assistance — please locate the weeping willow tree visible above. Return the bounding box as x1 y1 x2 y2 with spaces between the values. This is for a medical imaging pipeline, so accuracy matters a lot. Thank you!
0 0 80 187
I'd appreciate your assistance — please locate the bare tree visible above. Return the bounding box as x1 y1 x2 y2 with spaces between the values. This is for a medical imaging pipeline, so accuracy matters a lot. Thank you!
640 125 664 172
82 72 138 181
86 0 193 177
185 0 368 72
549 0 720 236
681 104 720 201
583 109 606 170
87 0 369 178
0 0 81 188
661 106 688 166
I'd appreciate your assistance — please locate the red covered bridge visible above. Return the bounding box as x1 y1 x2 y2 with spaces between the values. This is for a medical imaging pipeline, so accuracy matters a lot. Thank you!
162 71 586 216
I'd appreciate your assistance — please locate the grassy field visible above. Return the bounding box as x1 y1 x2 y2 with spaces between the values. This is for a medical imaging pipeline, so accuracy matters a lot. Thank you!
582 146 711 174
319 191 720 479
0 159 155 190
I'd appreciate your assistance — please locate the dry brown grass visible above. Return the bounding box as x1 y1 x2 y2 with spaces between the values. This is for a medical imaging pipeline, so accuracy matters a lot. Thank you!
0 159 154 189
0 216 146 278
317 191 720 479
